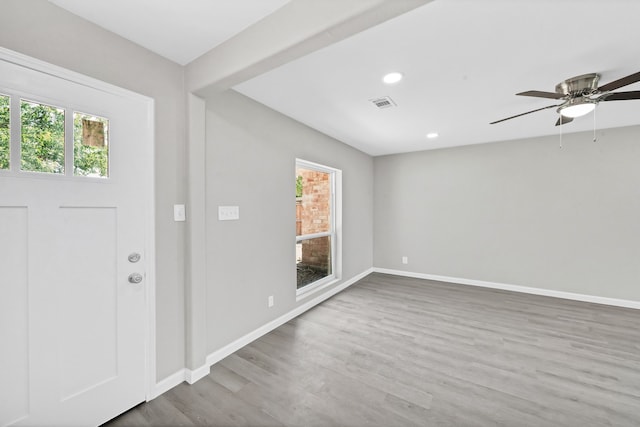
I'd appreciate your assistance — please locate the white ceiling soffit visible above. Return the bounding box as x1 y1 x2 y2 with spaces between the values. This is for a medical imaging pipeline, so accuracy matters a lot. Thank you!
49 0 290 65
235 0 640 156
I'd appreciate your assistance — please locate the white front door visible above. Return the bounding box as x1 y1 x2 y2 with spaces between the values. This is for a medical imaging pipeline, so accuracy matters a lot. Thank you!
0 51 154 426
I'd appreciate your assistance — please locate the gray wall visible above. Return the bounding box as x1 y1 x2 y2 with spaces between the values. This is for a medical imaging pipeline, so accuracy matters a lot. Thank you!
205 90 374 352
0 0 187 379
374 126 640 301
6 0 637 388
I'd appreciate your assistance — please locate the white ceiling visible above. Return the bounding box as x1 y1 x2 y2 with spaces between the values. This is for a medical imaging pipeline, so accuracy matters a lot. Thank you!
49 0 290 65
235 0 640 155
50 0 640 156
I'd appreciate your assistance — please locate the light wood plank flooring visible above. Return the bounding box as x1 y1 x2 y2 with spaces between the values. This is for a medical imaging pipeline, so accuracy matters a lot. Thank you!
105 273 640 426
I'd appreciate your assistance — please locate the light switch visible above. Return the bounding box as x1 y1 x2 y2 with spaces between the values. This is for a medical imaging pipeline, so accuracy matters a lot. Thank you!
173 204 186 222
218 205 239 221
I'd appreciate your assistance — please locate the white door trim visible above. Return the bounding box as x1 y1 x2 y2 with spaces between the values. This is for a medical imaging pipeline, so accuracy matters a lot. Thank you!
0 47 157 402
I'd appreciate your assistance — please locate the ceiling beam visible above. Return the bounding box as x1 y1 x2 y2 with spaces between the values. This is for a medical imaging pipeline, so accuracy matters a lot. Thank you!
186 0 431 98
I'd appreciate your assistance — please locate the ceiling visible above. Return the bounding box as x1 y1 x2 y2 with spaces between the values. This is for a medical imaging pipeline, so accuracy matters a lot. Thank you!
51 0 640 156
49 0 290 65
235 0 640 155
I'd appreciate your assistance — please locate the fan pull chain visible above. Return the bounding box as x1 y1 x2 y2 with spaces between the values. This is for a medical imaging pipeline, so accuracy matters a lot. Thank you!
559 116 563 148
593 107 597 142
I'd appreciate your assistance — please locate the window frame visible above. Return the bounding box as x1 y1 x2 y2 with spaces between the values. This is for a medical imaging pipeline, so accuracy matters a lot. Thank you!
295 158 342 298
0 90 111 180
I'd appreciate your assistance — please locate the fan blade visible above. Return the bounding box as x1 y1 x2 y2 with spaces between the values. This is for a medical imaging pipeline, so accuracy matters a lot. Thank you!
555 116 573 126
516 90 565 99
598 71 640 92
490 104 559 124
602 90 640 101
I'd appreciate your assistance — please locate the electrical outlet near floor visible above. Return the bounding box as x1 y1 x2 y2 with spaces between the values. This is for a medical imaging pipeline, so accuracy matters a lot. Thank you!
402 256 408 264
268 295 274 308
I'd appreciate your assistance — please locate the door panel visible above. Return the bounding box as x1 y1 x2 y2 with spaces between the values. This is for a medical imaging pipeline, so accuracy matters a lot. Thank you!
58 207 119 400
0 207 29 426
0 53 152 426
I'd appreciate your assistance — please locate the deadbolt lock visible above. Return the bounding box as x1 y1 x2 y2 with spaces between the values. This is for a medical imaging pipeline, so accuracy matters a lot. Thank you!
128 253 141 263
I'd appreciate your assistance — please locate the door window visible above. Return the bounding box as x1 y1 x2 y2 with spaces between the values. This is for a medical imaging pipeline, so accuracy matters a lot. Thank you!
74 112 109 177
0 95 109 178
21 99 65 174
0 94 9 170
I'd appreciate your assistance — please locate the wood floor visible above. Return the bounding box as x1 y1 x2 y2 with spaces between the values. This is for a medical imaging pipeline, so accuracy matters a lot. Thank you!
105 273 640 426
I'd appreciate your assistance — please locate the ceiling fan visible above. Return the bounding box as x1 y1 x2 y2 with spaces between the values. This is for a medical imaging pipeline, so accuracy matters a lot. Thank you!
490 71 640 126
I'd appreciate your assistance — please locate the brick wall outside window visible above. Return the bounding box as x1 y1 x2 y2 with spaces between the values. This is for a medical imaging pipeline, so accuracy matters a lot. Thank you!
296 168 331 271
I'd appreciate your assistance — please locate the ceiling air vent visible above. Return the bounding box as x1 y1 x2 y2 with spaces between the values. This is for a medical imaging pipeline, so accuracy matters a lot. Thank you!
370 96 396 109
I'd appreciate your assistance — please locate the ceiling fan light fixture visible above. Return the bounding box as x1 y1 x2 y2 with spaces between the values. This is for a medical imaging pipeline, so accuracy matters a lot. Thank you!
491 70 640 126
558 99 596 118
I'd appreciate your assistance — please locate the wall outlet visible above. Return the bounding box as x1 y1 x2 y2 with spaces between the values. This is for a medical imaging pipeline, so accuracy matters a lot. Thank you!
402 256 408 264
268 295 274 308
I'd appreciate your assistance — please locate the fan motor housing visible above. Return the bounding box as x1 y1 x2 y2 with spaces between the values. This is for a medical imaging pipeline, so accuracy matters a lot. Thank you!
555 73 600 96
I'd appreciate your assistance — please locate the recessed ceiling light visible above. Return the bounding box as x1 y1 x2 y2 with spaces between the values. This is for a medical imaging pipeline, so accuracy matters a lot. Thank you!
382 72 403 85
426 132 439 139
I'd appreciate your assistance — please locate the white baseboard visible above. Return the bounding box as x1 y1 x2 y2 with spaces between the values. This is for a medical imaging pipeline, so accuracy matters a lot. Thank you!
151 268 373 398
205 268 373 367
149 266 639 400
149 368 186 400
373 268 640 310
149 363 214 399
185 364 211 385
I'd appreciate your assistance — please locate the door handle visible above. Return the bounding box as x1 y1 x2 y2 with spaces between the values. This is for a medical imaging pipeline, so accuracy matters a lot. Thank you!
128 273 143 284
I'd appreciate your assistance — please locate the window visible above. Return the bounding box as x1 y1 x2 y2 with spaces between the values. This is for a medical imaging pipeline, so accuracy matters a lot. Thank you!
0 94 9 170
74 112 109 178
295 159 340 294
0 93 109 177
21 99 65 174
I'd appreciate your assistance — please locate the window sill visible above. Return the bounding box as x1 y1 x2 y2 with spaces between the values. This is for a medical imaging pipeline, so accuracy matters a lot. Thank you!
296 275 340 302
